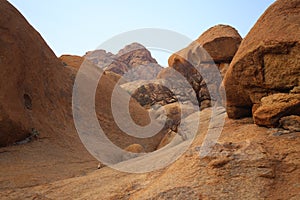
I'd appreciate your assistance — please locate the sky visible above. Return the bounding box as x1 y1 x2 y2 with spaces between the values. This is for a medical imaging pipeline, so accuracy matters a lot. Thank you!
8 0 275 66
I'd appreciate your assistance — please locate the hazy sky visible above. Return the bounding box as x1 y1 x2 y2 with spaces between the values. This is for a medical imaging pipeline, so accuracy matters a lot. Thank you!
8 0 275 65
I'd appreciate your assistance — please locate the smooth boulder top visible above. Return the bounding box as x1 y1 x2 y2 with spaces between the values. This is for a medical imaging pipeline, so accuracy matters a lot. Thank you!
196 24 242 63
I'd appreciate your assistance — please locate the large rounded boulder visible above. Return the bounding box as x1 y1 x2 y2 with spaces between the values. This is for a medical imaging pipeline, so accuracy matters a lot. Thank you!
223 0 300 124
196 24 242 64
0 0 166 151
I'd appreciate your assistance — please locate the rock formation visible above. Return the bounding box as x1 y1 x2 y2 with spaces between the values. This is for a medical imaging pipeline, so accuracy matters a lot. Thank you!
117 43 157 67
253 93 300 127
223 0 300 125
121 80 177 109
121 25 242 148
0 0 73 146
196 24 242 78
0 0 166 152
158 24 242 110
1 0 300 199
84 43 163 81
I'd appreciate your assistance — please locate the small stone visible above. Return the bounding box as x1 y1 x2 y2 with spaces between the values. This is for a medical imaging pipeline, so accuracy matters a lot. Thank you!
253 93 300 127
272 130 291 136
124 144 145 153
279 115 300 132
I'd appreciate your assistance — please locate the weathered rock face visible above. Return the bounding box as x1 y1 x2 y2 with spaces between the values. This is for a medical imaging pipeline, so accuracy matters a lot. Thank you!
253 93 300 127
121 76 199 143
194 24 242 80
121 77 199 110
0 0 74 146
84 43 163 81
149 102 197 144
0 0 166 152
196 24 242 64
84 49 116 69
130 82 177 108
85 49 129 75
159 25 241 110
223 0 300 121
117 42 157 67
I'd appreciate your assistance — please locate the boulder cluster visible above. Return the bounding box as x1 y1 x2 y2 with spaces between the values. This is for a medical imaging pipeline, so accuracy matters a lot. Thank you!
0 0 300 198
120 1 300 130
223 0 300 128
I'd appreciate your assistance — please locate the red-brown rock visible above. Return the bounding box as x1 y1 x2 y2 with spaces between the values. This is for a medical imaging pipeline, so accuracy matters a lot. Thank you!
196 24 242 63
85 43 163 81
253 93 300 127
0 0 165 152
160 25 241 110
223 0 300 120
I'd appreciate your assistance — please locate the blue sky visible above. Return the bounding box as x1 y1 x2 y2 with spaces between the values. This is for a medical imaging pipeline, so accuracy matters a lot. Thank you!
8 0 275 65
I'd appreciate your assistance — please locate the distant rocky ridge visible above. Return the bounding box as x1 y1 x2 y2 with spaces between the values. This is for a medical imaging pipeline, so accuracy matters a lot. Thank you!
84 42 163 81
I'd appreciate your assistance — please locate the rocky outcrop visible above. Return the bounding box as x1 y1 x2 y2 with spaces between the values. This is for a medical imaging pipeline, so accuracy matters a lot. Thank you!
253 93 300 127
1 1 300 199
121 80 177 108
197 25 242 64
197 25 242 78
84 43 163 81
0 0 166 152
0 0 73 146
121 76 199 107
117 43 157 67
116 27 240 110
159 25 241 110
84 49 116 69
85 49 129 75
130 82 177 108
223 0 300 122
